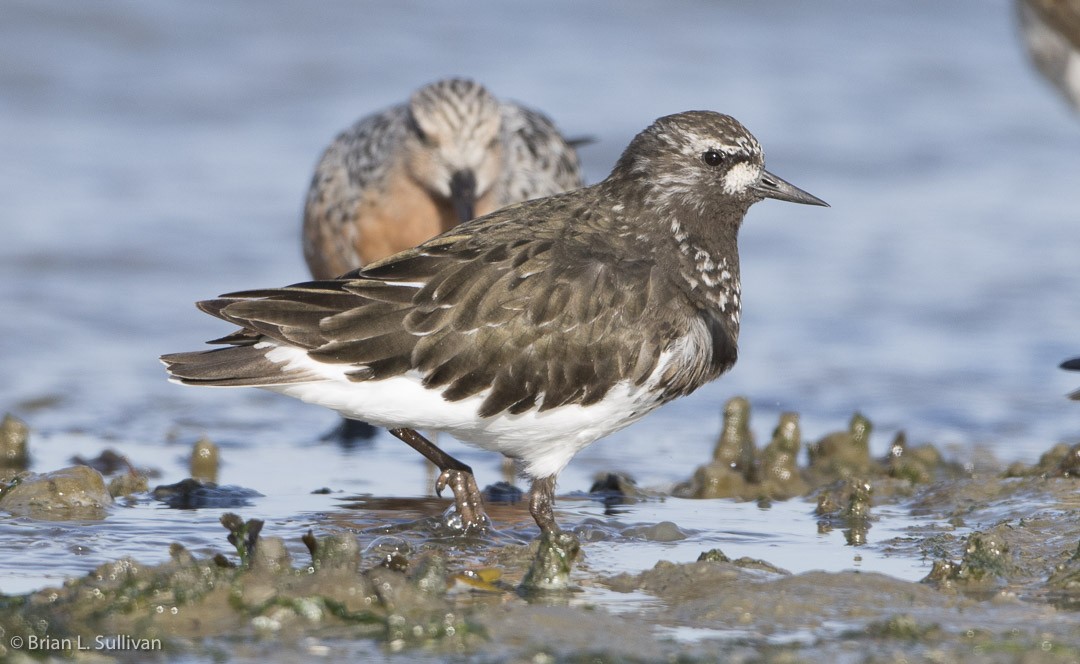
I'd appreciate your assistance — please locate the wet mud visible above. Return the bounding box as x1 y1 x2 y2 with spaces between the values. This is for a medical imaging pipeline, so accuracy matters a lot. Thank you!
2 401 1080 662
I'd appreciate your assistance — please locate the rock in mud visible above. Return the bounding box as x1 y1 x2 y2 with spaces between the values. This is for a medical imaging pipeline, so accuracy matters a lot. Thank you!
922 529 1014 592
189 436 219 483
588 471 647 505
711 396 756 477
481 480 523 503
696 548 790 574
672 396 761 500
1005 441 1080 478
0 465 112 519
815 478 873 545
621 520 688 542
108 471 149 498
807 412 880 482
0 519 481 657
1047 540 1080 604
758 412 809 499
671 457 751 499
674 410 809 500
521 530 581 593
882 430 962 483
152 478 262 509
305 531 362 572
70 448 131 474
0 413 30 469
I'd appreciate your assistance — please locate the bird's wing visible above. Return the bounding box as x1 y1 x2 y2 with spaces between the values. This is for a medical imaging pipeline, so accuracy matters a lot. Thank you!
497 103 585 204
306 106 406 209
302 106 408 278
187 197 721 417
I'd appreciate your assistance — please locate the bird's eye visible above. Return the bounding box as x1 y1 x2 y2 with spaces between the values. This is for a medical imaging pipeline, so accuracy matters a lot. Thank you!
702 150 724 167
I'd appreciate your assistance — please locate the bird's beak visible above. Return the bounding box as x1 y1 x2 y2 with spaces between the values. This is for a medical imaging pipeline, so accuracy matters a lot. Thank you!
449 169 477 222
753 169 829 207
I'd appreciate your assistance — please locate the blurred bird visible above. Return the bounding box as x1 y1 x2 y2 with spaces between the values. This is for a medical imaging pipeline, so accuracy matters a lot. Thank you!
302 78 585 443
1062 357 1080 399
1016 0 1080 112
164 111 827 540
302 77 585 280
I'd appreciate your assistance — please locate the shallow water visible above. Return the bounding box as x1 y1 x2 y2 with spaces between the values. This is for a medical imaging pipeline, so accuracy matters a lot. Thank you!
1 0 1079 628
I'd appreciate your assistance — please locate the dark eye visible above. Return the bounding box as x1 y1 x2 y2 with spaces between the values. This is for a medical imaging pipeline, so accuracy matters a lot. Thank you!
702 150 724 167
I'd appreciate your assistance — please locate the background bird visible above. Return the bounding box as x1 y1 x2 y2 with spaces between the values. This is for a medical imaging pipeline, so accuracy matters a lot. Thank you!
163 111 827 541
1016 0 1080 112
302 77 585 280
1063 357 1080 399
302 78 585 442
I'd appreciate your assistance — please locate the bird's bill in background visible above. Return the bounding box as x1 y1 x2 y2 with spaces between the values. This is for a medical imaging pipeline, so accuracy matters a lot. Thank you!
450 169 477 222
753 169 829 207
1062 358 1080 400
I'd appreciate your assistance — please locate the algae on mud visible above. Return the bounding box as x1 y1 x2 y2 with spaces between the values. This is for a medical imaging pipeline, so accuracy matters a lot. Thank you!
3 403 1080 661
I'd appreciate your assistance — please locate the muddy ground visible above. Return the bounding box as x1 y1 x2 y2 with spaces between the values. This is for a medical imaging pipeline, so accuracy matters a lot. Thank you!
2 405 1080 663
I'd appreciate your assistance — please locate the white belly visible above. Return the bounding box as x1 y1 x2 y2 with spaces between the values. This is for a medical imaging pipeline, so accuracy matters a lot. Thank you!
260 344 664 478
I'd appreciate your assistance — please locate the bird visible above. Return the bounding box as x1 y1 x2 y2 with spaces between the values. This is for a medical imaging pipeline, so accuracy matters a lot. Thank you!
302 77 585 280
1063 357 1080 400
302 78 585 443
162 111 828 540
1016 0 1080 113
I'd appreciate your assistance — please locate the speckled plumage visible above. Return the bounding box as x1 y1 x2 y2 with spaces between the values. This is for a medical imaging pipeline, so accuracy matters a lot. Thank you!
302 78 584 279
165 111 827 537
1017 0 1080 111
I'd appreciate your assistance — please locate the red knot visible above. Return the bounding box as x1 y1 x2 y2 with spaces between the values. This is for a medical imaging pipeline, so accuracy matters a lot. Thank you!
302 77 585 280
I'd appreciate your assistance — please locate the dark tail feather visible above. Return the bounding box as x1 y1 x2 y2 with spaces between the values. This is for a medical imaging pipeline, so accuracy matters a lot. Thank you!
161 345 319 387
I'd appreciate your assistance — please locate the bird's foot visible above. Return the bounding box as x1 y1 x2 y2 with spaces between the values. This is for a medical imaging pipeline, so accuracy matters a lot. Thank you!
521 528 581 593
436 468 489 533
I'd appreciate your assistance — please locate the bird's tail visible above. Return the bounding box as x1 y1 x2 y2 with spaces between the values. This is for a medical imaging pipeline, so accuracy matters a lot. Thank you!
161 345 319 387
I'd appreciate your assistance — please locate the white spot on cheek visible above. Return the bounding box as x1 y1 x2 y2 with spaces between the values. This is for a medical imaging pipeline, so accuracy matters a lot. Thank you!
722 162 762 195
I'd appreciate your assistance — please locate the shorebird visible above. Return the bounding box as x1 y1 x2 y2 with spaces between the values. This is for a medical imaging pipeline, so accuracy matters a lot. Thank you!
303 79 585 442
1063 357 1080 399
1016 0 1080 112
163 111 827 539
302 78 585 280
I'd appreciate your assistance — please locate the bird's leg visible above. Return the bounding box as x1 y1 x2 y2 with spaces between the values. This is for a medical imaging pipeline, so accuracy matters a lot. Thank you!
528 475 561 536
387 427 487 532
521 475 581 592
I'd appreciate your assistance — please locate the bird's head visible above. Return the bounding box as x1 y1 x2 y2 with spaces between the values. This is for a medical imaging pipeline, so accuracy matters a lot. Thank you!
614 111 827 215
405 78 504 222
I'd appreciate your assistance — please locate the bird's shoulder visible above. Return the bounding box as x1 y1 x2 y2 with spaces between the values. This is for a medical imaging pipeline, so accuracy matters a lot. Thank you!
216 193 718 416
312 104 410 193
497 102 584 201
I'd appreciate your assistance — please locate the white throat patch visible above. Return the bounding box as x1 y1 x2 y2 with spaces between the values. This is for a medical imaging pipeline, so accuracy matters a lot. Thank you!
721 161 762 195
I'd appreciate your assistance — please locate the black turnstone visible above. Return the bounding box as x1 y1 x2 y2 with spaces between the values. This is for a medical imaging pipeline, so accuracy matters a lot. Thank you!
163 111 828 538
1063 357 1080 399
304 78 585 443
303 77 584 280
